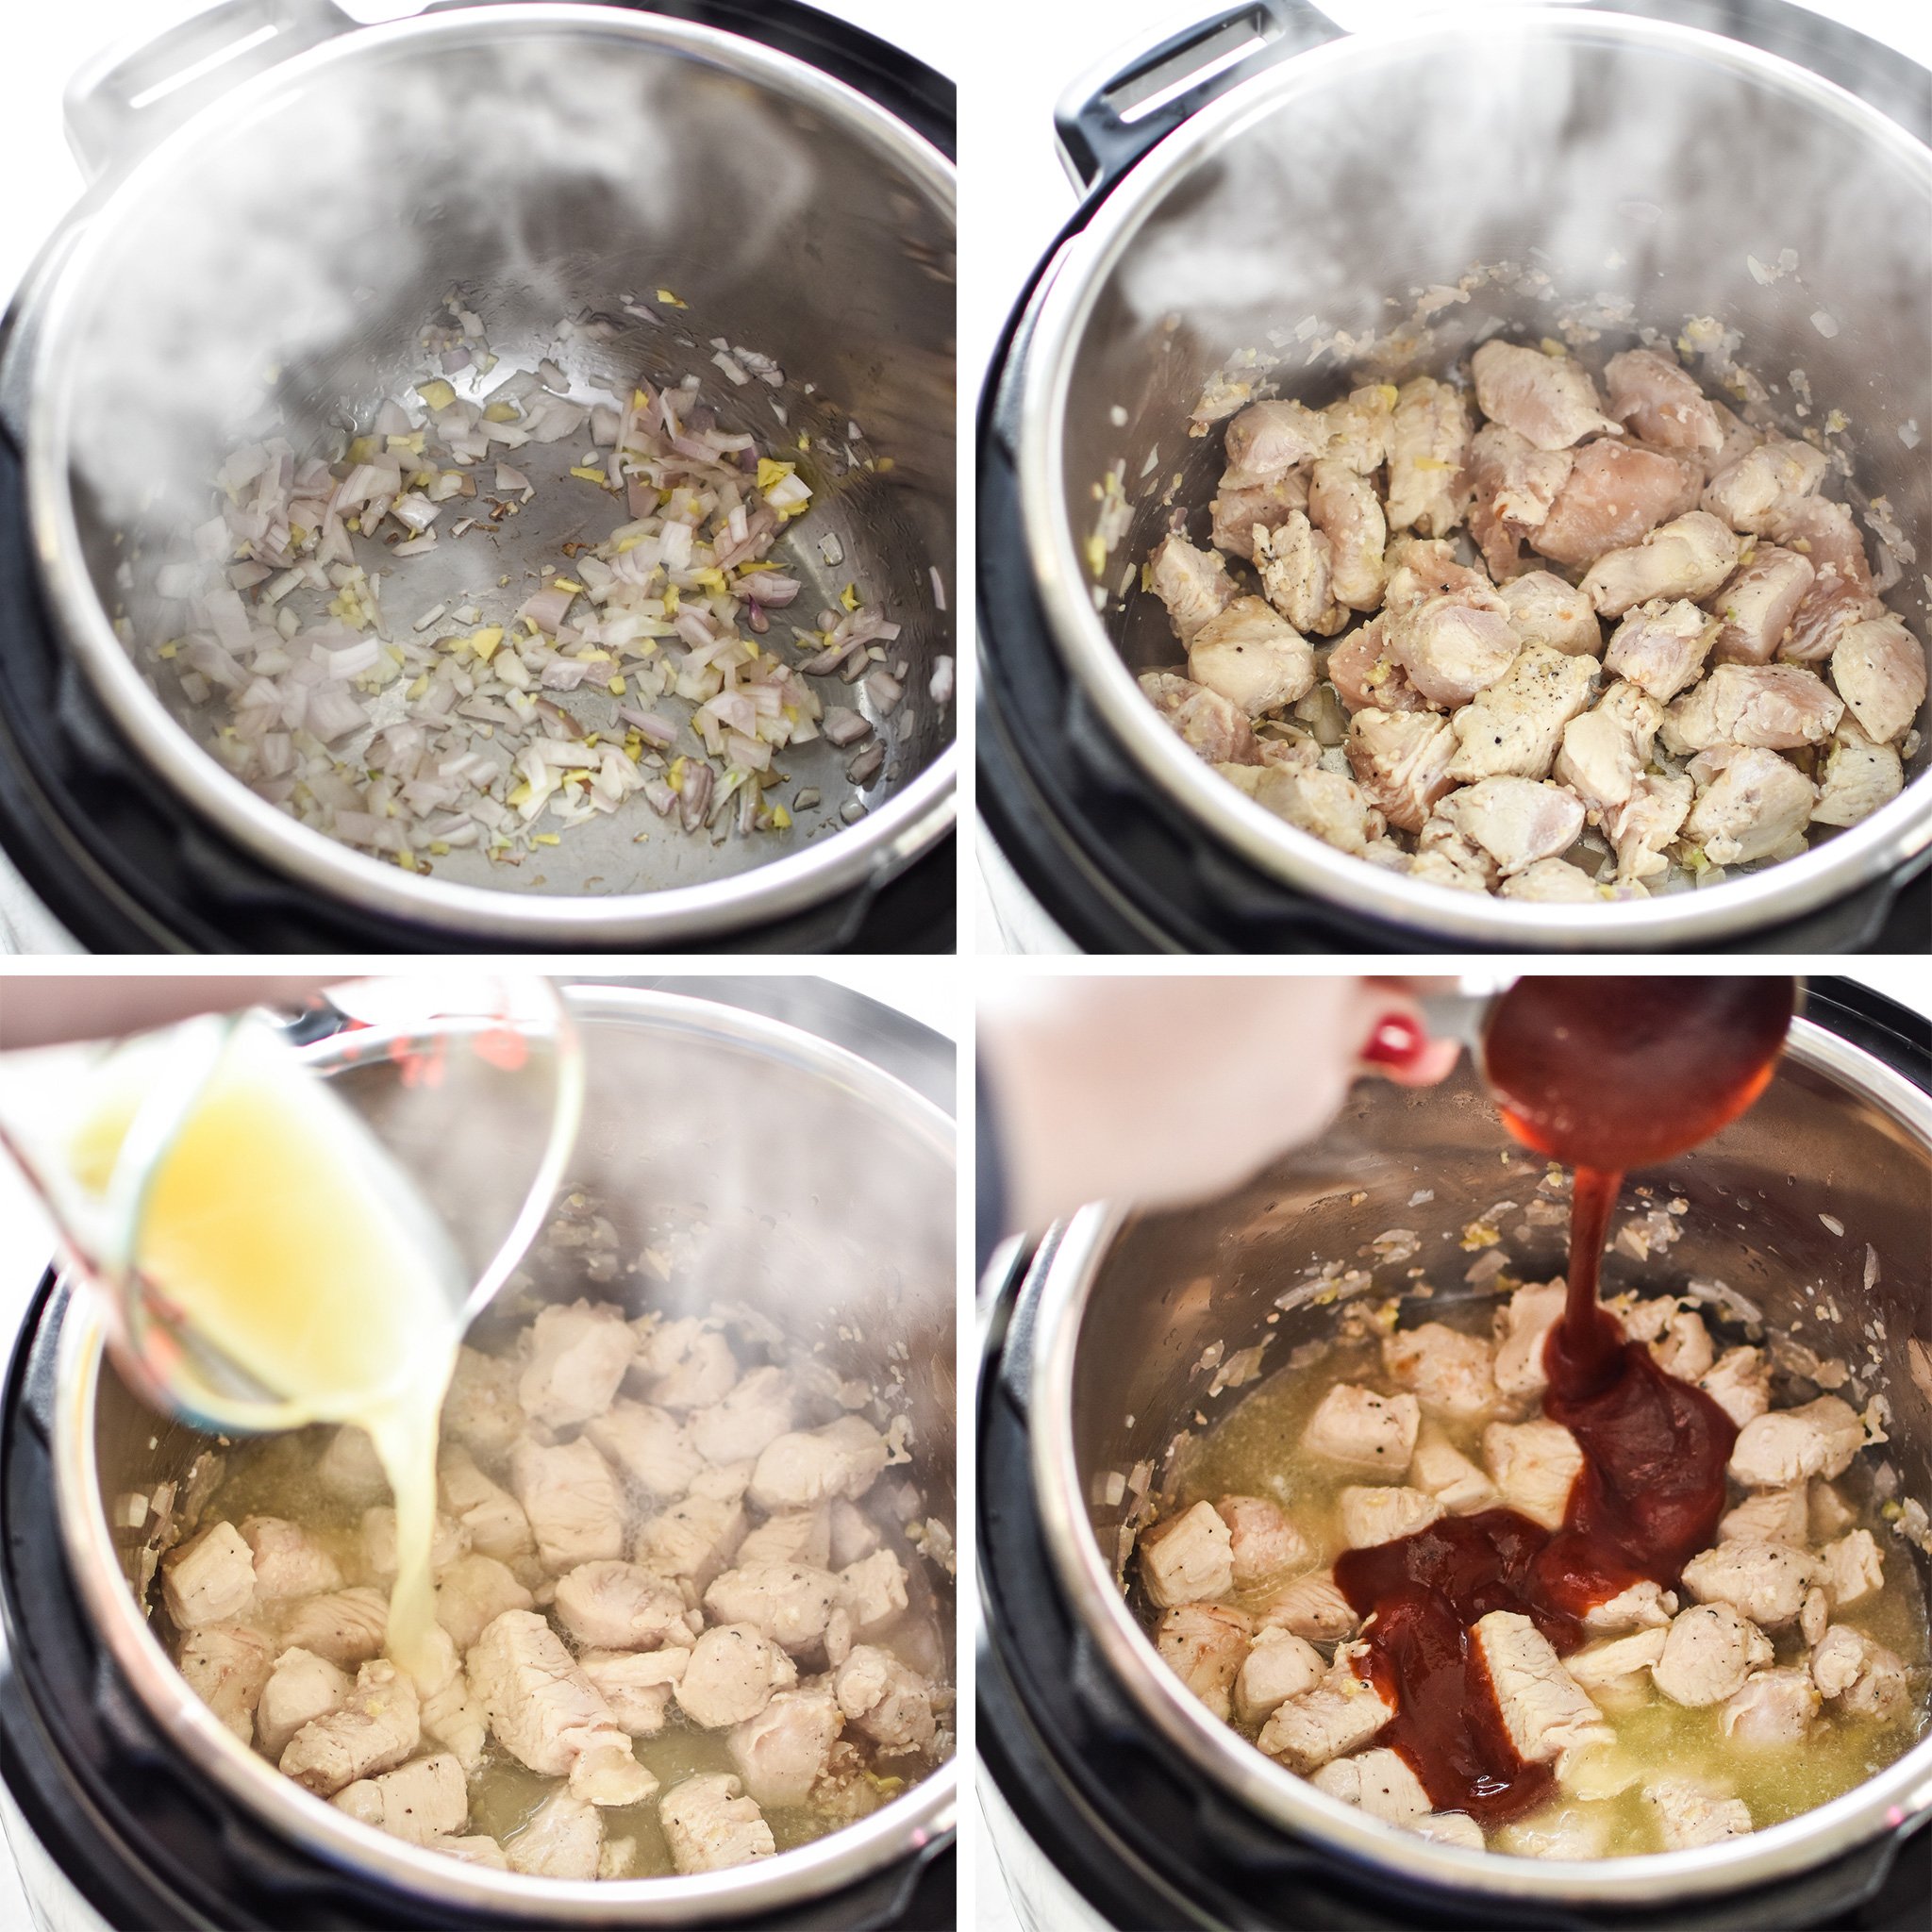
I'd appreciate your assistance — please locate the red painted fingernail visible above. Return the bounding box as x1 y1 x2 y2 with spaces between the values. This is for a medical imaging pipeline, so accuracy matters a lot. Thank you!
1362 1011 1427 1071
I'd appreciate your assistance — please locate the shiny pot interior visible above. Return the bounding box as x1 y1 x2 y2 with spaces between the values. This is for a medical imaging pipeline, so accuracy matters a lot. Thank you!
23 5 956 941
1031 1017 1932 1903
51 986 958 1921
1023 8 1932 945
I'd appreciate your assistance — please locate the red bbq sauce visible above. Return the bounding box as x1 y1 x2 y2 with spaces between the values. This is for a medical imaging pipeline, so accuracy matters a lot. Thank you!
1334 978 1794 1827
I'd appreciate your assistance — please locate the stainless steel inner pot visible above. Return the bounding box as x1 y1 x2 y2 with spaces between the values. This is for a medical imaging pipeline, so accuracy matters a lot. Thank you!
1028 1015 1932 1903
48 985 958 1921
9 2 956 944
1016 6 1932 948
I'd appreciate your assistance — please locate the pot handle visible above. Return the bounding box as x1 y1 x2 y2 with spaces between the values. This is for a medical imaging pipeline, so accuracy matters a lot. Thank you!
63 0 355 183
1053 0 1347 197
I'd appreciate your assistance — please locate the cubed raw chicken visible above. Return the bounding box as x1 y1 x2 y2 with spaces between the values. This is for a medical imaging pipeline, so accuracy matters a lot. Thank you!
1832 613 1926 744
1499 571 1602 657
1681 1541 1819 1628
1773 510 1877 669
1235 1627 1325 1724
582 1398 706 1504
1141 671 1262 764
435 1555 536 1654
1820 1529 1884 1608
1140 1499 1236 1607
1300 1386 1419 1475
178 1624 273 1745
1427 777 1587 878
1446 644 1598 784
1387 595 1520 707
1602 597 1720 703
1386 377 1473 538
1532 440 1700 568
1311 1747 1432 1824
277 1587 390 1669
332 1751 467 1846
1212 470 1309 560
704 1562 841 1653
659 1773 774 1874
241 1516 343 1602
1699 1346 1771 1427
728 1684 843 1807
1493 1281 1567 1399
1582 1582 1677 1634
1468 425 1576 578
739 1508 833 1572
1215 1496 1309 1588
1409 1421 1499 1512
1257 1649 1395 1772
750 1418 890 1512
1148 533 1240 643
633 1495 747 1594
675 1624 797 1728
1472 1612 1614 1784
280 1658 421 1796
1256 511 1345 637
1472 341 1621 451
318 1424 391 1507
1662 663 1842 754
834 1644 936 1755
1340 1486 1445 1548
1652 1604 1774 1707
1604 348 1725 455
1811 724 1904 826
1583 513 1740 619
1483 1420 1584 1530
467 1609 655 1804
163 1522 258 1629
507 1789 603 1878
1188 597 1316 716
1642 1777 1751 1850
1555 680 1664 814
1384 537 1505 616
437 1445 534 1564
1382 1323 1500 1418
1327 619 1427 715
1155 1602 1254 1721
554 1560 692 1652
1720 1489 1808 1545
1719 1668 1819 1745
1567 1627 1668 1707
519 1299 634 1428
1812 1625 1908 1720
1223 400 1331 487
257 1646 354 1760
1708 546 1816 664
577 1647 688 1737
1345 709 1458 834
1308 460 1388 611
512 1438 626 1574
360 1506 470 1587
1729 1395 1864 1488
1323 384 1398 472
1254 1571 1359 1642
1701 438 1829 534
441 1346 524 1464
1683 746 1816 866
631 1316 739 1412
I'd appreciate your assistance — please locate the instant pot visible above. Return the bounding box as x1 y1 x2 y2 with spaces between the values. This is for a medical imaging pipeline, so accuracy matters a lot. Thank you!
977 0 1932 952
0 979 958 1928
977 979 1932 1927
0 0 956 953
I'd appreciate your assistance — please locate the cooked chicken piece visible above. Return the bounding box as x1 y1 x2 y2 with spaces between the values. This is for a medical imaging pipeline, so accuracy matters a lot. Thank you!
660 1772 774 1874
1616 1294 1714 1380
1382 1323 1500 1419
554 1560 691 1652
1219 760 1388 857
633 1494 747 1594
737 1509 832 1574
1147 533 1240 644
1812 723 1905 827
332 1751 467 1846
1729 1395 1864 1488
1699 1346 1772 1427
1223 400 1331 487
674 1624 797 1729
1497 1804 1614 1860
1141 671 1262 764
1255 511 1345 636
1720 1488 1808 1546
1808 1482 1857 1541
1257 1648 1395 1772
1582 1581 1677 1634
512 1438 625 1574
1187 597 1316 717
1311 1747 1433 1824
1769 511 1875 670
436 1446 534 1566
1212 470 1309 560
277 1587 390 1669
1409 1812 1487 1850
1500 571 1602 657
1406 829 1500 895
1812 1625 1908 1721
1483 1420 1584 1531
403 1624 490 1774
467 1609 655 1804
1428 777 1587 878
1325 618 1426 715
1300 1385 1419 1476
1663 663 1843 756
1681 745 1813 866
1339 709 1455 833
318 1424 390 1507
1533 440 1700 568
441 1346 524 1464
1472 1611 1614 1785
435 1555 536 1654
835 1644 936 1755
1139 1499 1236 1608
1810 1625 1874 1700
1721 1668 1820 1746
704 1562 841 1654
1322 384 1398 473
1409 1422 1500 1513
178 1623 272 1745
1567 1627 1668 1707
1601 597 1720 703
631 1316 739 1412
729 1684 843 1808
582 1398 706 1504
1447 644 1598 784
1381 537 1500 614
280 1658 421 1796
749 1418 890 1514
1709 546 1816 665
1702 437 1829 535
1234 1627 1325 1724
1212 1496 1308 1589
828 1501 881 1572
577 1645 688 1739
163 1522 258 1630
1832 612 1926 744
1500 858 1610 902
506 1788 603 1878
1255 1570 1360 1642
258 1646 354 1760
1604 348 1725 455
1643 1777 1752 1850
838 1548 908 1644
1467 425 1576 577
1473 341 1621 451
1555 679 1663 819
1308 460 1388 611
1681 1541 1819 1628
1154 1602 1253 1721
433 1833 508 1868
1386 377 1473 537
1493 1281 1567 1400
359 1507 470 1588
1387 594 1520 708
1583 512 1741 619
1820 1528 1883 1608
519 1299 634 1428
1653 1604 1774 1707
1801 1586 1832 1646
1340 1486 1445 1549
240 1517 344 1602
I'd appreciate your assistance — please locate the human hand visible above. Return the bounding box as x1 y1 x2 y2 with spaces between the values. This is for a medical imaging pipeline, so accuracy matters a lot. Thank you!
0 976 342 1053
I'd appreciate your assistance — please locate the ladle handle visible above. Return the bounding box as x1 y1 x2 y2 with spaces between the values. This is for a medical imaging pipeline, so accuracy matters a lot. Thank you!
63 0 354 182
